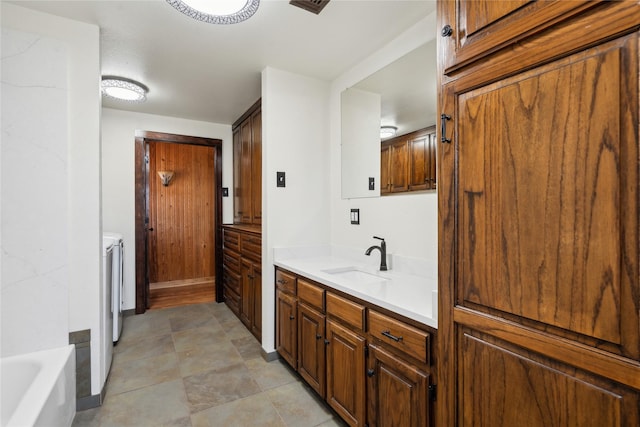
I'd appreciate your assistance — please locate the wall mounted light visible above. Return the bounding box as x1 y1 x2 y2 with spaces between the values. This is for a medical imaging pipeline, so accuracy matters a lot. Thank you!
165 0 260 24
101 76 148 102
157 171 175 186
380 126 398 139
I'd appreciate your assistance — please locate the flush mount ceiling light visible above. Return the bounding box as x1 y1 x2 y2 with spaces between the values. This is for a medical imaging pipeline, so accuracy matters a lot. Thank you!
166 0 260 24
380 126 398 139
101 76 148 102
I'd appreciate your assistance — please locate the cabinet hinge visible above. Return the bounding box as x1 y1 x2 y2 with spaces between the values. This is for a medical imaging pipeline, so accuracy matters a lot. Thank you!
144 155 149 164
429 384 437 402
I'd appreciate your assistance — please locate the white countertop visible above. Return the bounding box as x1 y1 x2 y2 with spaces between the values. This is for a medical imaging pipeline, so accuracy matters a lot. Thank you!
273 247 438 329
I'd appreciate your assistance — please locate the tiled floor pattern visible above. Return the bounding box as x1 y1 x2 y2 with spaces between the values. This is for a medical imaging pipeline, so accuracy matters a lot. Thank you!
73 302 347 427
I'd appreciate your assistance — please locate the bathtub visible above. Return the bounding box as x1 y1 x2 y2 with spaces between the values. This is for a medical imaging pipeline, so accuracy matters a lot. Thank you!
1 345 76 427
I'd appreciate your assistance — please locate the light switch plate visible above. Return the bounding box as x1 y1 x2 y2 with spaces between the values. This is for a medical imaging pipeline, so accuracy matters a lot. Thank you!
277 171 286 187
222 187 229 197
369 177 375 191
350 208 360 225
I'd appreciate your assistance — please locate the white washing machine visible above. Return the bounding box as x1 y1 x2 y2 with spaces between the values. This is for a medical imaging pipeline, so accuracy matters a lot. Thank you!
101 237 114 386
103 232 124 342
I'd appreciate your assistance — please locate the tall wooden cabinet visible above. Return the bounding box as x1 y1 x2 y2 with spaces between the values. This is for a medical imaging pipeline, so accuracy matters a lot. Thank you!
232 99 261 225
223 98 263 341
437 1 640 426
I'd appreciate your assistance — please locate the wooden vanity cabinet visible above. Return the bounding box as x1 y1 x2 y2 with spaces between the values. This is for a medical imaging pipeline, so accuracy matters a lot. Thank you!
274 267 437 427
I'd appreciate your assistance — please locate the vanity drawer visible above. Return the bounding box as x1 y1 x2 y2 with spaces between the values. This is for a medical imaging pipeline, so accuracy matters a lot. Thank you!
224 286 240 315
223 250 241 274
368 310 430 364
223 267 241 294
223 229 240 253
326 292 365 332
298 279 324 311
240 233 261 261
275 269 297 295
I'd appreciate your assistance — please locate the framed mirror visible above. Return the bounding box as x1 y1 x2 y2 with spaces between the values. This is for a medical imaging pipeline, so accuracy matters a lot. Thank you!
340 40 437 199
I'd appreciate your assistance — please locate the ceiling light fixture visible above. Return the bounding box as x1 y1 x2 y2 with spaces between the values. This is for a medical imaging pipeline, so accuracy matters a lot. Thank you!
166 0 260 24
380 126 398 139
101 76 148 102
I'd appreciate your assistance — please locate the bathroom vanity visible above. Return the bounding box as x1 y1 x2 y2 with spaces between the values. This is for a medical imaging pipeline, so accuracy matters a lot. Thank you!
274 248 437 427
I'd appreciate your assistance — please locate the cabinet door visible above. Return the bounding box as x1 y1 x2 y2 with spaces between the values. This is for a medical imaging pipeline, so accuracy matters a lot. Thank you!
326 319 366 427
250 108 262 225
276 290 297 369
439 32 640 427
440 0 594 71
250 264 261 340
408 129 437 191
367 344 430 427
380 142 391 194
239 120 253 224
232 128 242 223
298 303 326 397
239 258 252 328
389 139 409 193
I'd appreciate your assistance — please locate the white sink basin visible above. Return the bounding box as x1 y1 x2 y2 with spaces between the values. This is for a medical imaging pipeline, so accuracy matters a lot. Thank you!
321 267 389 284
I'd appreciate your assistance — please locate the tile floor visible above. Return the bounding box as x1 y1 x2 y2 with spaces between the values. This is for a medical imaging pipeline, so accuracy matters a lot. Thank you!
73 302 347 427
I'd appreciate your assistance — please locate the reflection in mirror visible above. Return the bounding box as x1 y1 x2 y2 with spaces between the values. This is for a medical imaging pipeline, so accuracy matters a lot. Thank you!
341 40 437 199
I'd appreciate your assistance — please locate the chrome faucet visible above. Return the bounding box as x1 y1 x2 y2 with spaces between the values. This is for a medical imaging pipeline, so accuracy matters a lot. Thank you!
365 236 388 271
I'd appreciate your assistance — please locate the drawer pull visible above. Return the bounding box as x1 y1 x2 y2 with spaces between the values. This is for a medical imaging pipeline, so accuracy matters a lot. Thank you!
289 315 295 320
381 330 403 342
277 279 287 285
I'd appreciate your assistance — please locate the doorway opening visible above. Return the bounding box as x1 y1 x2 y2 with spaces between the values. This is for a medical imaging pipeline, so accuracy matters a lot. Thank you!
134 131 223 314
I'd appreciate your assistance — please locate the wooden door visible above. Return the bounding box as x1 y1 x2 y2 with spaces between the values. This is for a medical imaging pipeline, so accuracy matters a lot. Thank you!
438 5 640 425
326 319 366 427
298 303 326 397
276 289 297 369
367 344 430 427
148 141 215 285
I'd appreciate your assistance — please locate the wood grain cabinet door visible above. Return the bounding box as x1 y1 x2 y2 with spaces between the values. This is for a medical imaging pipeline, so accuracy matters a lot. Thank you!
326 319 366 427
276 290 297 369
439 28 640 427
440 0 595 71
250 264 261 340
367 344 430 427
239 258 252 328
298 303 326 397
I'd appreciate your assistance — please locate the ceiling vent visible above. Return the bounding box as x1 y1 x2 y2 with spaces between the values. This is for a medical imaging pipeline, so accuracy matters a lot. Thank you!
289 0 331 15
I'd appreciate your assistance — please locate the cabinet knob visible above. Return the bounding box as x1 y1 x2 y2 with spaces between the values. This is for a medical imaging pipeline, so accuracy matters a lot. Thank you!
324 339 330 345
367 369 375 378
316 334 322 340
441 24 453 37
289 315 295 320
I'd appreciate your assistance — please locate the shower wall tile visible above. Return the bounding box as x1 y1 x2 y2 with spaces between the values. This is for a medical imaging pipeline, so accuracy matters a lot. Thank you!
1 28 69 357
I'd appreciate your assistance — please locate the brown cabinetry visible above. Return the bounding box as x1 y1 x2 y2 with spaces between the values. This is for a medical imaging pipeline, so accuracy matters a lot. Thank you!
438 1 640 426
274 267 437 427
233 100 261 225
381 127 436 195
222 225 261 341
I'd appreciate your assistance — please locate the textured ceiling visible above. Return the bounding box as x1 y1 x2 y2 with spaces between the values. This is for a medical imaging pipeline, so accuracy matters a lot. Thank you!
9 0 437 124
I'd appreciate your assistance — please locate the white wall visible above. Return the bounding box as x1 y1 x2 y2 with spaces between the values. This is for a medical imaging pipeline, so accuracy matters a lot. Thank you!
101 108 233 311
262 67 331 352
1 4 102 392
329 12 439 263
